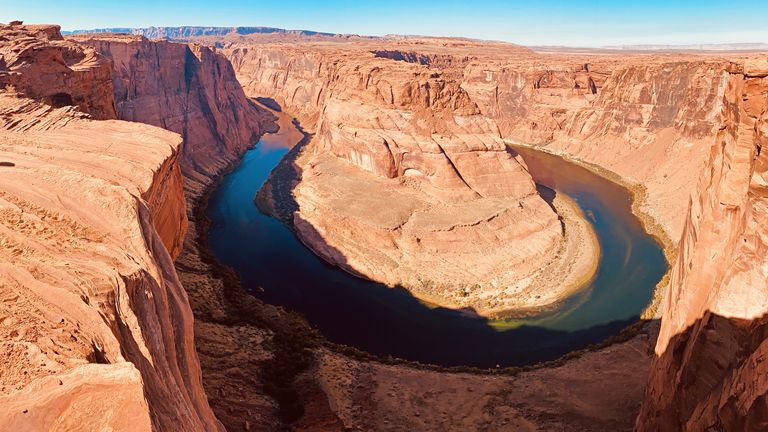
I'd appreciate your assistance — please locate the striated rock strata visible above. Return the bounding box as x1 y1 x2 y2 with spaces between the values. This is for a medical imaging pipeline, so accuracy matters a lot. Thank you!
463 57 733 240
0 23 116 119
637 58 768 430
70 32 281 430
0 90 219 430
73 33 275 199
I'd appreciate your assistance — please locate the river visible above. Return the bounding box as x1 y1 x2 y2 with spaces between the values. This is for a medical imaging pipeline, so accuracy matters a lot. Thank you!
206 116 667 368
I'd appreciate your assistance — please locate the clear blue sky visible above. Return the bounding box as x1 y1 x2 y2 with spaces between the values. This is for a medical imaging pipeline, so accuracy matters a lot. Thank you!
2 0 766 47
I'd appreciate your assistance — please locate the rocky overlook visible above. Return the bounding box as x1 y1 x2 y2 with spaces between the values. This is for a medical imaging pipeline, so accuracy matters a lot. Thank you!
0 23 218 431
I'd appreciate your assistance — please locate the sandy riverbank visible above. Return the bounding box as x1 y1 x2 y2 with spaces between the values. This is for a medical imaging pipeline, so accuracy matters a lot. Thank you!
505 140 674 320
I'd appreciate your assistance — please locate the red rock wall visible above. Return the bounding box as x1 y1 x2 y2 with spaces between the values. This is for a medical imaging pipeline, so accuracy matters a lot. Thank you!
76 35 276 197
463 59 732 238
142 145 188 260
225 45 328 128
0 96 221 432
637 58 768 430
223 45 734 238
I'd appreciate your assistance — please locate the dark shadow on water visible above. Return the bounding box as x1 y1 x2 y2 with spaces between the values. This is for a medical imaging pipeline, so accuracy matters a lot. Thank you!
207 130 668 368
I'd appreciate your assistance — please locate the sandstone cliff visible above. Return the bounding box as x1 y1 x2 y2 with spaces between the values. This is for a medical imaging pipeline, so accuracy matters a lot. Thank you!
0 24 222 431
637 58 768 430
74 33 275 198
218 38 768 430
70 32 281 430
0 24 116 119
223 40 735 251
463 57 732 239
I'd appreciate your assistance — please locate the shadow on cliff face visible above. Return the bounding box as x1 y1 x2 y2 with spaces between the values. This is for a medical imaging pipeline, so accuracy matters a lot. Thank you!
637 312 768 431
255 96 283 112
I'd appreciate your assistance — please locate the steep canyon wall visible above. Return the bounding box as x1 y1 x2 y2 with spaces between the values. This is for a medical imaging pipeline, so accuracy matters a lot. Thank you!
74 34 276 198
0 24 221 431
71 33 281 430
637 59 768 430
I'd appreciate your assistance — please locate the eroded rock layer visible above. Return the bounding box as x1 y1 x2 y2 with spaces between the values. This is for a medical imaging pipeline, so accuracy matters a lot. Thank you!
3 20 768 432
73 33 275 199
0 24 116 119
69 32 281 430
226 40 742 244
463 57 732 239
637 58 768 430
226 44 581 314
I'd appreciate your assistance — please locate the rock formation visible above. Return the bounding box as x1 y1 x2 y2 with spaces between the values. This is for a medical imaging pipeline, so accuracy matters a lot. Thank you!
463 57 732 239
227 37 742 242
637 58 768 430
229 43 592 314
219 35 768 429
73 33 275 198
0 24 219 431
69 32 280 430
3 19 768 432
0 24 116 119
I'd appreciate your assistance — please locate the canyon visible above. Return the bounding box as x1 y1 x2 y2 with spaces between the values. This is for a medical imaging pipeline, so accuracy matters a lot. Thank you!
0 20 766 432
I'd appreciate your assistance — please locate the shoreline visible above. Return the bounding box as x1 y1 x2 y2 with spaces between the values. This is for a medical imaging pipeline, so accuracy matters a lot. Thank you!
505 139 674 321
396 191 602 319
484 192 602 319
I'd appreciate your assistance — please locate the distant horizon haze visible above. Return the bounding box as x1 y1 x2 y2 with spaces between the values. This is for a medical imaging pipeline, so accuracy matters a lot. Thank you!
2 0 767 47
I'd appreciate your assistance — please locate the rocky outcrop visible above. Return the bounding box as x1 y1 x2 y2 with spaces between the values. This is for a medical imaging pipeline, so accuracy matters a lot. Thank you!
0 23 116 119
463 57 732 239
637 58 768 430
225 46 329 128
70 32 281 430
73 34 275 198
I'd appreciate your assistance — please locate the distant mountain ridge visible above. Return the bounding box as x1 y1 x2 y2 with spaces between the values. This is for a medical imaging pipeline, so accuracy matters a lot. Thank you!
63 26 337 39
607 42 768 51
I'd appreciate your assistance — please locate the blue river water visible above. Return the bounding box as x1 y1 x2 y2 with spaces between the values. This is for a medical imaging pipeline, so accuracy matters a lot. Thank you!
206 129 667 368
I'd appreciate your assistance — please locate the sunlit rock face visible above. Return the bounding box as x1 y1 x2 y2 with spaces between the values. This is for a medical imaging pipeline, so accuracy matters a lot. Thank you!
223 41 741 308
0 24 221 431
463 57 733 240
71 32 281 430
635 59 768 431
0 24 116 119
75 34 276 199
